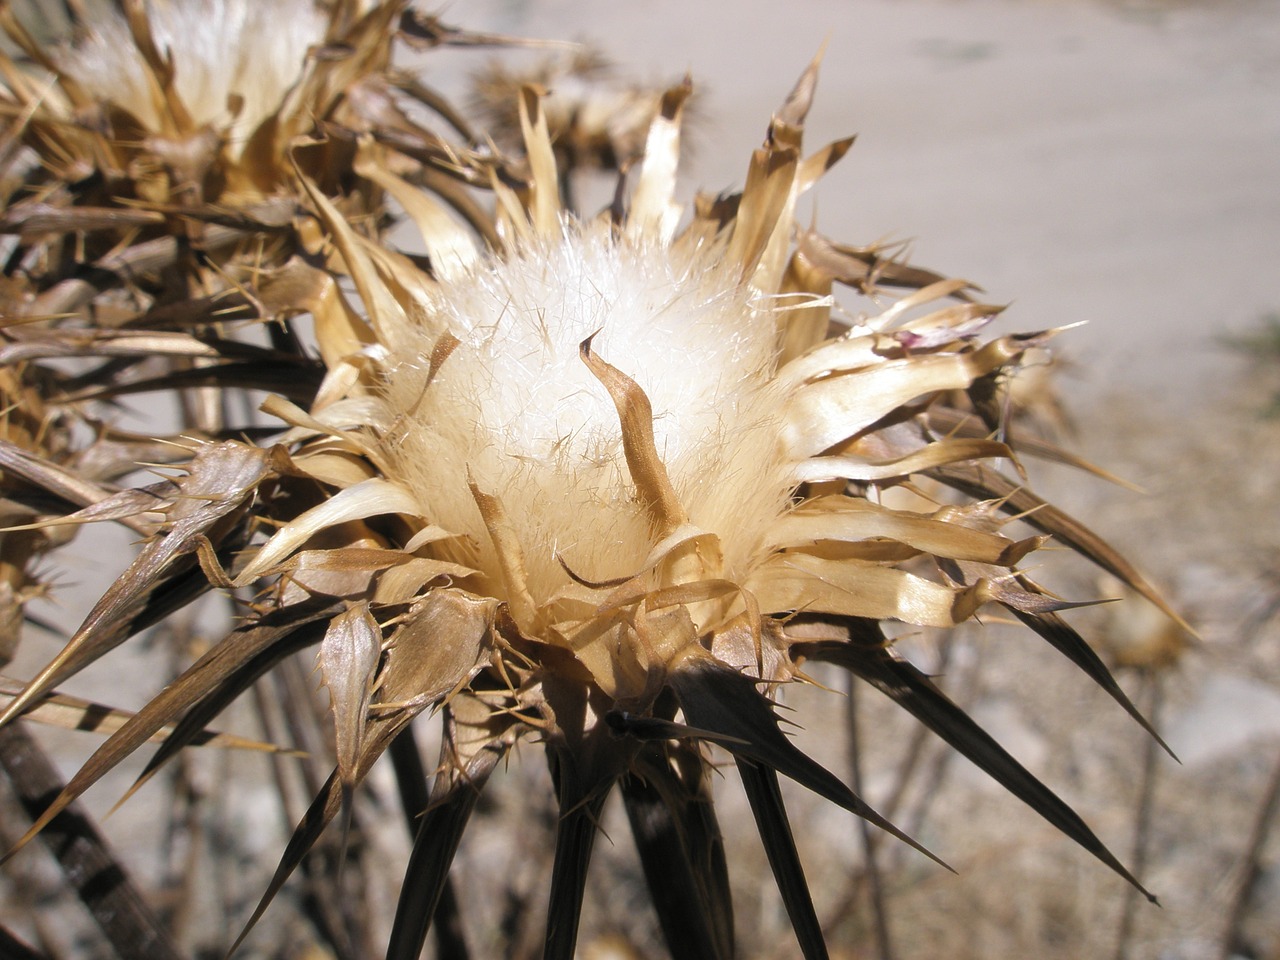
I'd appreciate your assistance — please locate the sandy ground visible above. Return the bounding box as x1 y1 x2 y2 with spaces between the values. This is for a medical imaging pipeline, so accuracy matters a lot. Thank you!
4 1 1280 958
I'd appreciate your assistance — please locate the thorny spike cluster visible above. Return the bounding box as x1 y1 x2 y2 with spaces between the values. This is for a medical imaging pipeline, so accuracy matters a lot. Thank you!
0 2 1184 958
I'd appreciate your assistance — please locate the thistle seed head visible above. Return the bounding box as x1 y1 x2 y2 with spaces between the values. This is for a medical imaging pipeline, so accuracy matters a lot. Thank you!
54 0 327 157
380 219 792 600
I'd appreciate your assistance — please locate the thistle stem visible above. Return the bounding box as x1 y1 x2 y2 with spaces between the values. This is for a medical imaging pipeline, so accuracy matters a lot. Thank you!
846 675 896 960
1217 743 1280 960
542 783 610 960
1113 672 1163 960
0 722 187 960
388 725 471 960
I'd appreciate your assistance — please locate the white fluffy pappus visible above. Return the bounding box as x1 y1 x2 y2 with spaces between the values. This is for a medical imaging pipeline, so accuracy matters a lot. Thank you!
55 0 327 154
379 220 796 601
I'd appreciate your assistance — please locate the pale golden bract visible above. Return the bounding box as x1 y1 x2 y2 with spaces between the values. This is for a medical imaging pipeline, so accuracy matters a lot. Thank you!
247 58 1171 955
0 14 1182 958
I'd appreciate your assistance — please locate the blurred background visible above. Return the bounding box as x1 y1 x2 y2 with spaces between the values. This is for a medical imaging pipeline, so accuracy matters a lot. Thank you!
3 1 1279 958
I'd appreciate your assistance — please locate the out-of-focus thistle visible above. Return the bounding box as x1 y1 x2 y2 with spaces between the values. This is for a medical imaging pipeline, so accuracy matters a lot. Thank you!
0 9 1188 958
1 0 498 204
0 0 514 676
0 0 511 439
472 49 673 209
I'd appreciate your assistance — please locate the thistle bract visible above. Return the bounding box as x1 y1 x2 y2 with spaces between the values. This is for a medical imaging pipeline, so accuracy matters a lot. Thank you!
0 29 1181 960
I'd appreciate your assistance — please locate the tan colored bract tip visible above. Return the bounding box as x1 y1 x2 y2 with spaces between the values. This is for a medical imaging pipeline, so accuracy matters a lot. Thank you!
1 18 1181 957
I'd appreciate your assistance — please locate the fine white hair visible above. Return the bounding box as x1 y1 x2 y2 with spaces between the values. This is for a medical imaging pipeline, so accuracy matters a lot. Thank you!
56 0 327 154
380 220 793 600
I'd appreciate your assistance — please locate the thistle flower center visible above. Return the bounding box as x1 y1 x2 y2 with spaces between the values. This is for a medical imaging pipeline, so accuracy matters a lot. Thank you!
382 222 792 599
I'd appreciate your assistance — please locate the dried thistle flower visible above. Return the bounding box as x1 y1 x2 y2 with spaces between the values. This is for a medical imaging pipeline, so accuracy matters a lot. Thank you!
0 0 506 414
0 0 509 687
0 27 1186 960
1 0 488 200
473 49 673 183
1097 575 1191 672
51 0 327 159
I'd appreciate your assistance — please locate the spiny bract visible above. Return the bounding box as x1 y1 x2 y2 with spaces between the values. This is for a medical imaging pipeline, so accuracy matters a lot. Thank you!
0 16 1181 960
